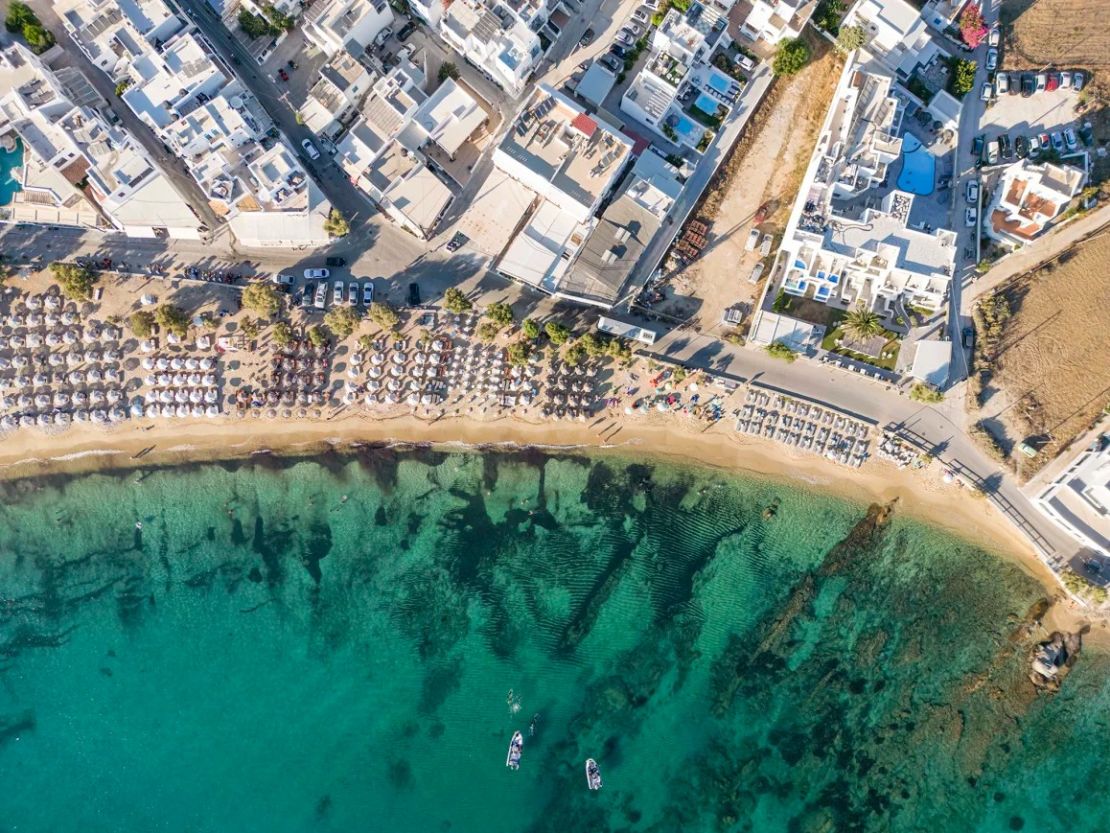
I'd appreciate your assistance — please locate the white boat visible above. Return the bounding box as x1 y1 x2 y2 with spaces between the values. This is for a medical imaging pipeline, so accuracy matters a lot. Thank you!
506 731 523 770
585 758 602 790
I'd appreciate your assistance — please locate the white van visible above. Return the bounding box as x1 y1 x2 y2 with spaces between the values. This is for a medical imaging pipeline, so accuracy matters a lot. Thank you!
313 282 327 310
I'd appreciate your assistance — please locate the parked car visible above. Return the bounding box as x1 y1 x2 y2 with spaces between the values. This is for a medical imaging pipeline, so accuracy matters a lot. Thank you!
277 68 288 82
373 26 393 48
985 48 998 71
1021 73 1035 96
1028 134 1041 157
988 26 1000 48
1072 71 1086 91
1035 72 1047 92
643 0 660 8
962 326 975 351
1050 131 1065 152
345 283 357 306
1014 134 1028 158
325 256 346 267
408 282 421 306
972 134 984 158
578 27 594 47
609 43 629 59
759 233 773 257
622 23 643 38
1064 127 1078 151
271 273 294 287
331 281 344 305
304 268 329 280
999 133 1012 160
446 232 469 252
396 21 417 41
1078 121 1095 146
965 207 978 228
362 282 374 305
965 179 979 204
300 287 314 310
1061 71 1072 89
986 140 999 165
598 53 622 73
996 72 1009 94
632 8 650 24
749 261 765 284
614 29 634 46
1046 72 1060 91
313 282 327 310
979 82 993 102
744 228 761 251
301 139 321 160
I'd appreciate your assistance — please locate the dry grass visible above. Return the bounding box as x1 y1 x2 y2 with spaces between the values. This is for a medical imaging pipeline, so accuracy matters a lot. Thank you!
976 231 1110 477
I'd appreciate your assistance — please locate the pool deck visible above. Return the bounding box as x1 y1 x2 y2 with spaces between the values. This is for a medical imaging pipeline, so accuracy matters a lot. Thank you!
0 138 24 207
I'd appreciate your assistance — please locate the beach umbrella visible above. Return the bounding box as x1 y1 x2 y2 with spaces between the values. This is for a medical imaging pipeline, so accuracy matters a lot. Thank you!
204 389 218 404
166 332 181 346
82 327 99 343
386 393 399 404
87 368 103 383
188 389 202 404
19 415 34 428
91 409 108 424
7 314 22 327
196 335 212 350
62 311 78 325
190 404 204 417
64 352 80 367
367 380 382 392
53 392 70 408
392 352 406 365
350 352 364 366
131 401 145 417
175 404 189 418
74 409 90 423
106 349 122 361
388 379 402 393
55 410 71 426
0 415 14 431
90 390 106 405
44 296 61 311
34 393 50 408
206 405 220 418
25 297 42 311
109 407 126 423
143 374 157 387
406 393 418 406
102 327 119 342
140 340 156 353
46 333 62 347
64 329 79 345
86 349 101 363
199 357 215 371
45 313 59 327
73 391 88 406
159 390 173 404
37 413 53 426
106 368 122 382
173 373 188 387
144 391 158 404
10 334 25 349
170 357 184 371
174 390 188 404
107 389 122 404
184 357 199 371
47 353 63 367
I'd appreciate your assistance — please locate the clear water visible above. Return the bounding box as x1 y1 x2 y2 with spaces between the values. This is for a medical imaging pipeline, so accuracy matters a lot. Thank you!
0 138 23 207
696 93 722 115
1 449 1108 833
897 132 935 195
675 115 698 138
707 72 732 94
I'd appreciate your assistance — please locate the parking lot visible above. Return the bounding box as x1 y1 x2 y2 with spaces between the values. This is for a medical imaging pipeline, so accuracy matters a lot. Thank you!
979 78 1086 149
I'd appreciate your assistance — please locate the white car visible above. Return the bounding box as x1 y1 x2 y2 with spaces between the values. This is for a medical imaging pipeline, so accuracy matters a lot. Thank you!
270 273 294 286
744 228 761 251
749 261 765 284
965 207 978 228
347 283 358 306
996 72 1009 94
304 268 329 280
1060 71 1072 89
988 26 1000 48
759 233 773 257
985 48 998 72
1073 71 1086 91
362 282 374 305
980 82 993 102
332 280 344 304
966 179 979 204
313 282 327 310
301 138 321 160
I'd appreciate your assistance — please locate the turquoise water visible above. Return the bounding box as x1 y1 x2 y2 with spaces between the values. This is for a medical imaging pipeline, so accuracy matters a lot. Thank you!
897 132 935 196
0 138 22 206
1 449 1109 832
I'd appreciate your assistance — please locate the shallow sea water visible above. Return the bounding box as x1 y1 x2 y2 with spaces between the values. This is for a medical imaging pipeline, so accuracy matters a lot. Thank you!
0 449 1108 833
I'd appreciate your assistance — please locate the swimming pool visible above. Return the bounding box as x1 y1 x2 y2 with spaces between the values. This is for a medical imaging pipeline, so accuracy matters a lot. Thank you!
674 116 698 139
0 138 24 207
695 93 721 115
896 132 935 196
706 72 732 95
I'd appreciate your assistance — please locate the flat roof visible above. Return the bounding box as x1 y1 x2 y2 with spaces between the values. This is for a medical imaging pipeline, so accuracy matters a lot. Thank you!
577 62 616 108
909 338 950 387
498 200 586 292
384 165 453 233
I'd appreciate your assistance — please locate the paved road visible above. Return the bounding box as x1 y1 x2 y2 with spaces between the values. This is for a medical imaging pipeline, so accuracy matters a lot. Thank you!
26 0 224 235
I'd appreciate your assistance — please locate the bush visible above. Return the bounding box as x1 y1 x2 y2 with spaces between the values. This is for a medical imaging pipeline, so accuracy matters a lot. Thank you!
50 262 97 300
6 2 53 54
522 318 541 340
814 0 845 32
563 342 588 366
114 79 132 97
836 24 866 53
155 304 190 339
507 339 533 366
909 382 944 403
476 321 500 342
443 287 472 314
772 38 810 77
129 311 155 338
959 5 988 48
764 341 798 362
237 9 272 39
368 301 400 332
262 2 295 31
544 321 571 345
241 281 282 317
772 289 792 313
323 209 349 238
485 301 514 328
438 62 460 82
947 58 977 98
972 421 1008 463
272 321 294 347
240 318 261 339
307 325 327 348
324 305 361 339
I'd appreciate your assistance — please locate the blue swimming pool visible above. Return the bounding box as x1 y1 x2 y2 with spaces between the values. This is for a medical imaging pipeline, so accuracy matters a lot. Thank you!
674 115 698 139
0 138 24 207
695 93 721 115
896 132 935 196
707 73 732 94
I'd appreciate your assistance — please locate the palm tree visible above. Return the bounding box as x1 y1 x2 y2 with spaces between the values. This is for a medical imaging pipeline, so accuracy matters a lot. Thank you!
841 304 883 342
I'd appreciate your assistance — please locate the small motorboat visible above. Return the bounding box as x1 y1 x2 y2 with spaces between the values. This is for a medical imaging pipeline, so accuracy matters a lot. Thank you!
585 758 602 790
506 731 523 770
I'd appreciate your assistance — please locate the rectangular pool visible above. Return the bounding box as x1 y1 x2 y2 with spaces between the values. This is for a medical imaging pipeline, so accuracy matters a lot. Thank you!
695 93 721 115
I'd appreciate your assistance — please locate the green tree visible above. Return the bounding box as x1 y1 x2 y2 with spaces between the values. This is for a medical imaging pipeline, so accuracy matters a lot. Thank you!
323 209 349 238
262 2 295 31
438 62 460 82
772 289 791 313
772 38 810 77
307 325 327 348
114 79 132 97
240 317 261 339
836 24 867 53
841 304 884 342
521 318 541 340
368 301 400 332
4 1 34 32
764 342 798 363
476 321 500 342
909 382 945 403
544 320 570 345
237 9 272 39
813 0 845 31
604 337 632 364
324 305 361 339
485 301 514 328
128 310 155 338
272 321 294 347
241 281 282 318
50 262 97 300
563 341 588 367
155 304 190 339
947 58 977 98
443 287 472 314
507 339 533 366
578 332 604 357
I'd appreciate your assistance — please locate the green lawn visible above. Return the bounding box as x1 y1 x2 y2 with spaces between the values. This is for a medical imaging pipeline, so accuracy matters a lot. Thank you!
821 325 902 370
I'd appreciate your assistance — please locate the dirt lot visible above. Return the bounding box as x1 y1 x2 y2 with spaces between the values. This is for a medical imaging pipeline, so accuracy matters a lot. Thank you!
973 229 1110 478
654 33 844 329
1003 0 1109 177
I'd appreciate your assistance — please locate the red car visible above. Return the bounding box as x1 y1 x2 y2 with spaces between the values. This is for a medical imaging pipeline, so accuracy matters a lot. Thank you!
1045 72 1060 91
278 68 289 82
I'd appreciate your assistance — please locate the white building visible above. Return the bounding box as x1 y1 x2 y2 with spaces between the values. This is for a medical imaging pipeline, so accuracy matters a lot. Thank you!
736 0 816 45
439 0 543 96
986 159 1086 247
299 51 373 139
55 0 187 79
842 0 944 78
302 0 395 58
0 43 201 238
1035 433 1110 558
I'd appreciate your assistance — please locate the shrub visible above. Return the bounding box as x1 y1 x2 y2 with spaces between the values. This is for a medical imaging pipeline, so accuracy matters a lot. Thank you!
237 9 272 39
476 321 500 342
6 3 53 54
836 24 867 53
544 321 571 345
814 0 845 32
764 341 798 362
324 305 361 339
323 209 349 238
909 382 944 403
262 2 295 31
507 339 533 366
368 301 400 332
443 287 472 314
959 5 988 48
239 318 261 339
241 281 282 317
772 38 810 77
772 289 792 313
114 79 132 97
485 301 514 328
50 262 97 300
438 62 460 82
307 325 327 348
155 304 190 339
522 318 541 340
272 322 294 347
563 341 588 366
129 311 155 338
947 58 977 98
4 1 34 32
